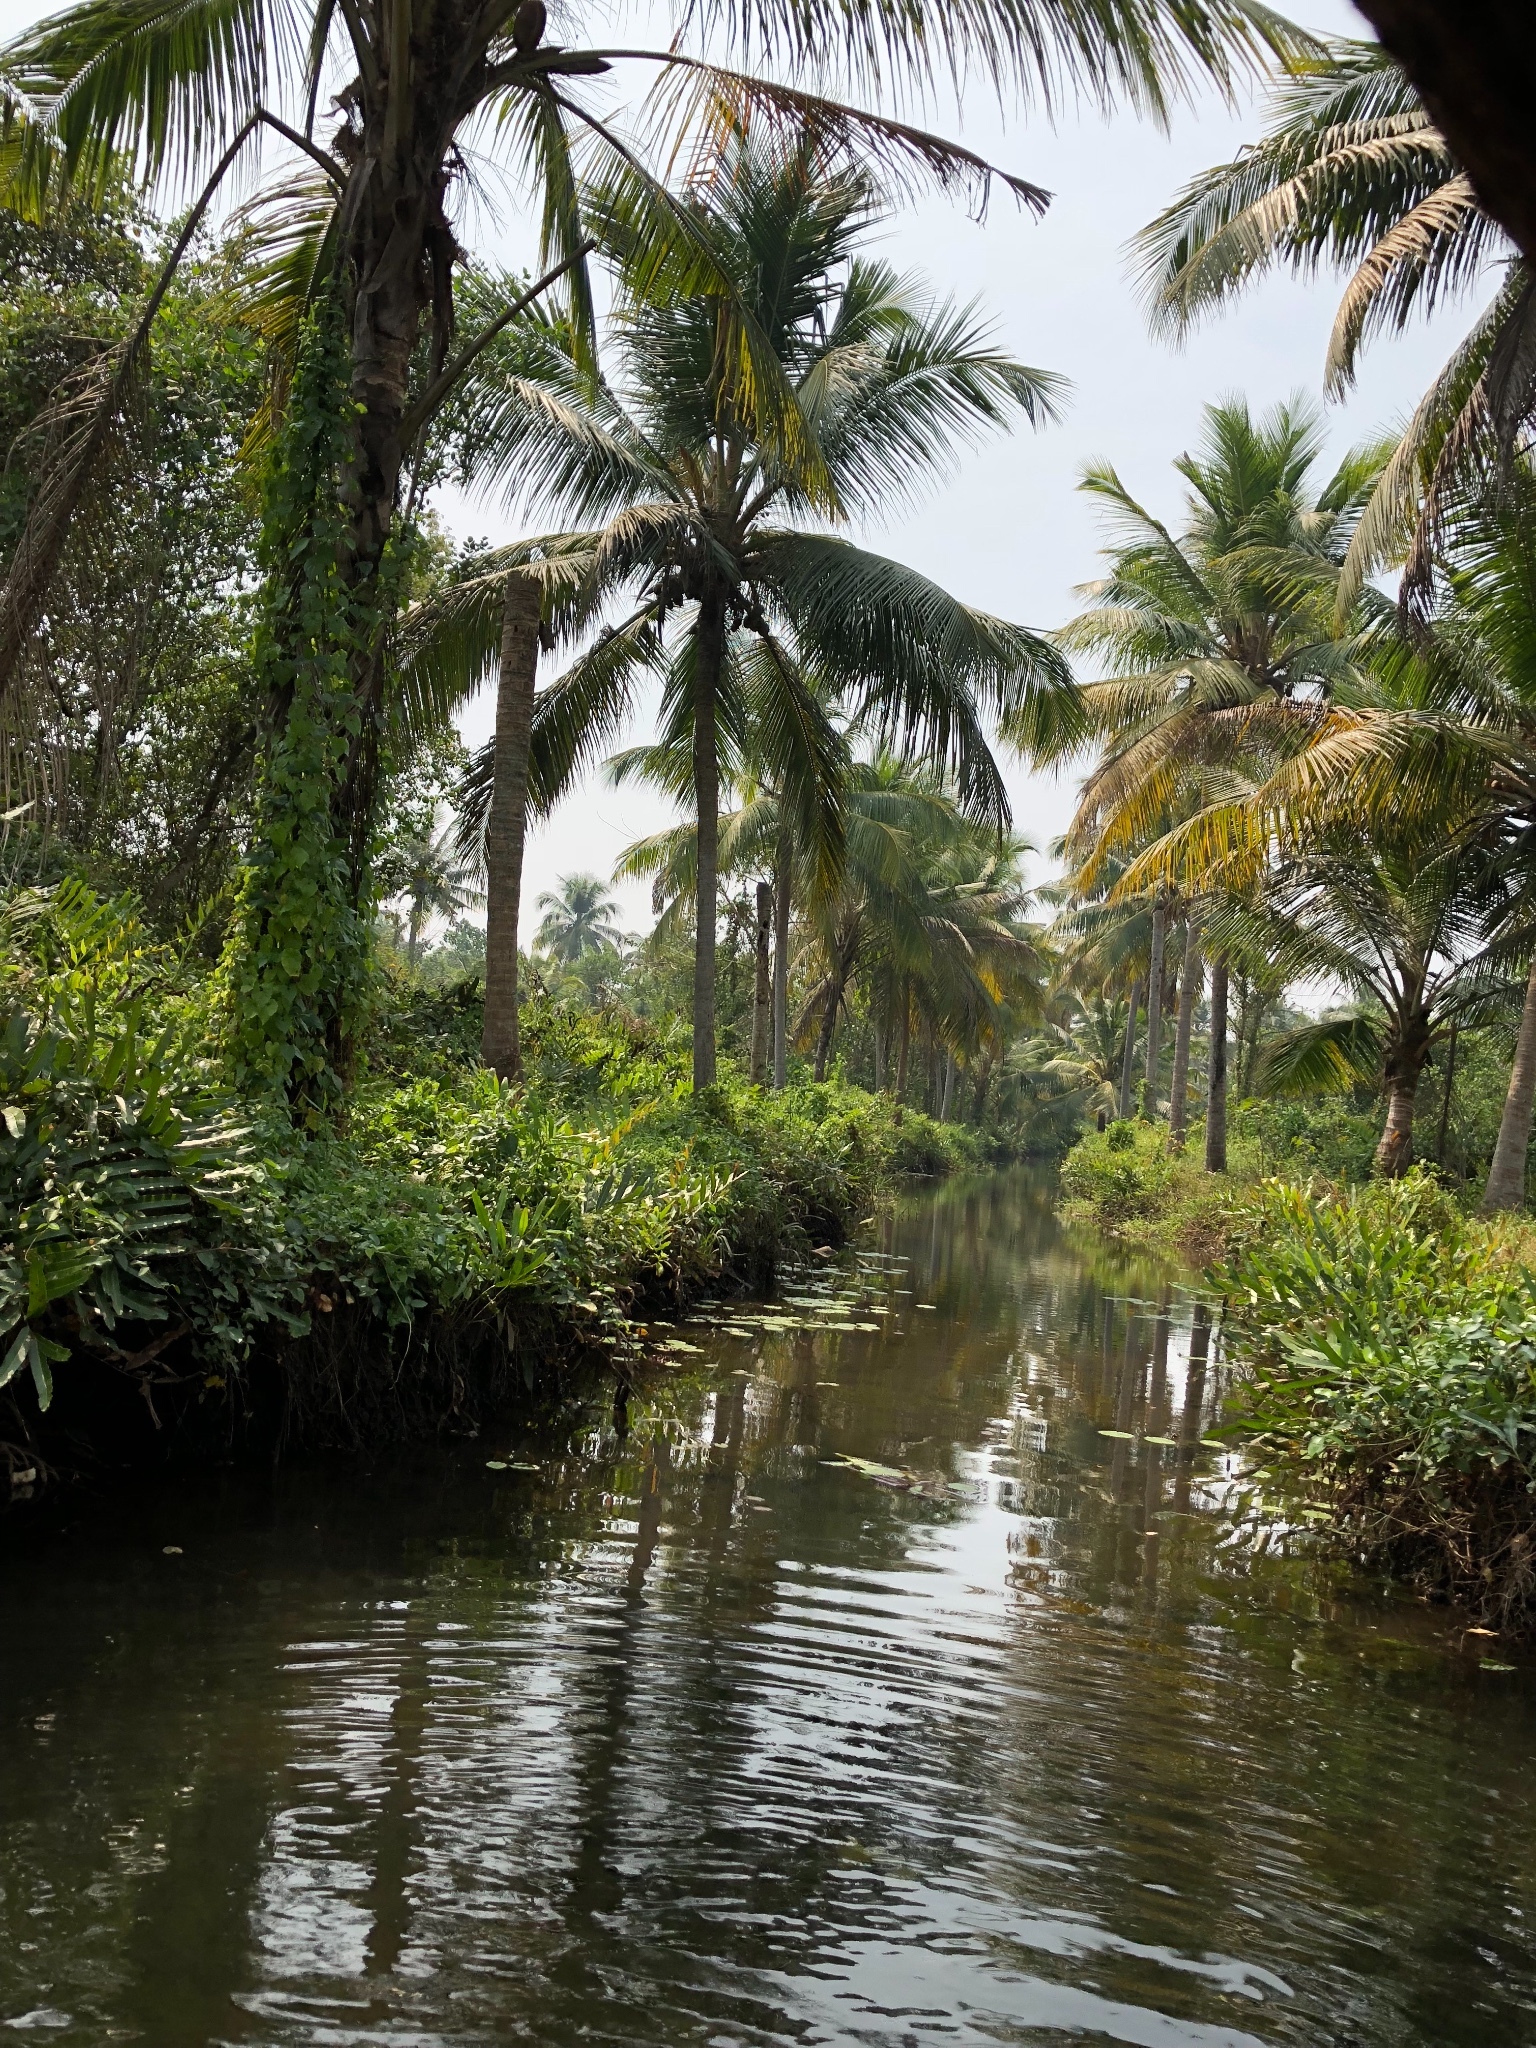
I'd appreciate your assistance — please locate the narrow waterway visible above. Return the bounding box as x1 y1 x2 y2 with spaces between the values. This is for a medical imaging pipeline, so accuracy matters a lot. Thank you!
4 1171 1536 2046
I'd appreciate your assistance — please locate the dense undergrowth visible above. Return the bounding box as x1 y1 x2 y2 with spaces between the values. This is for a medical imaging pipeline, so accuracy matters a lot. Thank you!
1 884 981 1479
1214 1173 1536 1631
1061 1115 1536 1632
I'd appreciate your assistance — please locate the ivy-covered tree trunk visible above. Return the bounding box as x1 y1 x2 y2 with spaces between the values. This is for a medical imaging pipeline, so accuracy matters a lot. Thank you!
222 306 378 1118
480 572 541 1081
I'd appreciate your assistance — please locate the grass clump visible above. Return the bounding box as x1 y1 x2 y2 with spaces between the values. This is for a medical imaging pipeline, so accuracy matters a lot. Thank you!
1057 1118 1247 1262
1215 1170 1536 1630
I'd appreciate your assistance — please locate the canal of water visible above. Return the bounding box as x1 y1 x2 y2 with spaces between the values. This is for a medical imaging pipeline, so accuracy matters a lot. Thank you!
3 1170 1535 2045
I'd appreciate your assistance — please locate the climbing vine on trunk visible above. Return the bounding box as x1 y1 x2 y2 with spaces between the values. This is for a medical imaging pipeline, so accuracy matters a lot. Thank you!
220 301 387 1120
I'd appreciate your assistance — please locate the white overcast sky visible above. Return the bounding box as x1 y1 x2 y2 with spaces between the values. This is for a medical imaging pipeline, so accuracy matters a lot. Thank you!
1 0 1483 939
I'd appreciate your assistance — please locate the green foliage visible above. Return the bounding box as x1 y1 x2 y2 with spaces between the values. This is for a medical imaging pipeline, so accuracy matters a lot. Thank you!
0 883 294 1412
219 299 379 1116
1058 1116 1248 1259
1216 1172 1536 1624
2 890 977 1448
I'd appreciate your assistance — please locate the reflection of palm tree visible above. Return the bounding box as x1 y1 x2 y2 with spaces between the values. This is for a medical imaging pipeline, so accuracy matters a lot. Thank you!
534 875 625 965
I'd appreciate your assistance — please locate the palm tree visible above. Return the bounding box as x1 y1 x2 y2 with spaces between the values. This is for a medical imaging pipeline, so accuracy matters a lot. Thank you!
1134 39 1531 620
1175 812 1506 1176
1052 395 1383 1161
535 875 625 965
459 133 1075 1090
388 822 481 967
0 0 1295 716
0 0 1288 1105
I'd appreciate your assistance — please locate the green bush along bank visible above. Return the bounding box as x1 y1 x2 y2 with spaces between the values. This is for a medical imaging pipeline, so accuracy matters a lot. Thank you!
1213 1172 1536 1630
1 888 980 1480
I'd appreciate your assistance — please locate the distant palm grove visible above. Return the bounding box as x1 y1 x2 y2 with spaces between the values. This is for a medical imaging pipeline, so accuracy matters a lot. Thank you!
3 0 1536 1451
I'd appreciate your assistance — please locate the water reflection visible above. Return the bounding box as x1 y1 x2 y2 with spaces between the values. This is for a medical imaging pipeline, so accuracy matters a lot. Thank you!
3 1171 1536 2046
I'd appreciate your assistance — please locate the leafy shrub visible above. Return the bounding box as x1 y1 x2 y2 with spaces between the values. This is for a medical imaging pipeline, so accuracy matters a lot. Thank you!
1216 1171 1536 1626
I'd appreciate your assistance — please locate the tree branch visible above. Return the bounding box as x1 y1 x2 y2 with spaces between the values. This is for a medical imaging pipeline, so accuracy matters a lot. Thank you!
398 242 594 445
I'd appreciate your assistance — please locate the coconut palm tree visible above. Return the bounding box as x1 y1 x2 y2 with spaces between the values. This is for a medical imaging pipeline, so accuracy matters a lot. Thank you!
1134 39 1533 620
388 821 482 967
0 0 1291 1106
534 874 625 965
1055 394 1384 869
0 0 1297 714
448 133 1075 1090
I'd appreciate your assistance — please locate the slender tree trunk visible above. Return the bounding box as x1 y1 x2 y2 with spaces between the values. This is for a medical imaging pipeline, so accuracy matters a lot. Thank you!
772 828 790 1089
1375 1067 1424 1179
1484 952 1536 1211
940 1051 957 1121
1118 979 1141 1120
691 591 726 1091
895 985 911 1101
813 928 856 1083
1436 1016 1459 1169
873 1013 886 1092
972 1045 995 1122
1142 892 1166 1118
406 908 422 968
748 879 772 1084
1169 913 1201 1144
479 573 541 1080
1204 956 1228 1173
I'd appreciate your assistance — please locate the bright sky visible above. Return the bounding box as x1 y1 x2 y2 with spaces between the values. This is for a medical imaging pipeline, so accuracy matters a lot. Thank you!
0 0 1482 941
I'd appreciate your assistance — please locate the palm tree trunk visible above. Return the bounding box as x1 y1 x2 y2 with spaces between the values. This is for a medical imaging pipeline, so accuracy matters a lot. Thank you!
1484 951 1536 1211
1436 1016 1459 1168
1204 955 1228 1173
1169 913 1201 1144
691 591 726 1091
1118 979 1141 1120
813 921 859 1083
749 880 772 1084
1142 892 1166 1118
406 907 423 968
1375 1065 1424 1179
940 1051 957 1121
480 573 541 1081
895 984 911 1100
772 828 790 1090
972 1045 995 1121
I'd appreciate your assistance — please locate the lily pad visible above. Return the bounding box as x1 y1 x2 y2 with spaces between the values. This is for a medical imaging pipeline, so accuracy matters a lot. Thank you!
1098 1429 1135 1441
485 1459 508 1470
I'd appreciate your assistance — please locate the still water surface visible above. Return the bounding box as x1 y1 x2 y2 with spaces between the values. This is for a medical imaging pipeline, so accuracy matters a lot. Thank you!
4 1172 1536 2046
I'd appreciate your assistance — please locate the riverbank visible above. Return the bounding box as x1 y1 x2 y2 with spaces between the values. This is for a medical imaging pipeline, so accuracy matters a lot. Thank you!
1214 1171 1536 1633
3 969 984 1484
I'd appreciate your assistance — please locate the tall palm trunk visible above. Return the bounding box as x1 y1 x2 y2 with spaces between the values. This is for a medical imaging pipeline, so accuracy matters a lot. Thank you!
1485 951 1536 1210
772 827 790 1089
971 1045 996 1121
691 591 727 1091
1169 913 1201 1144
1118 979 1141 1120
749 880 772 1083
1204 955 1228 1173
940 1051 957 1121
895 984 911 1100
1142 890 1166 1117
480 572 541 1080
